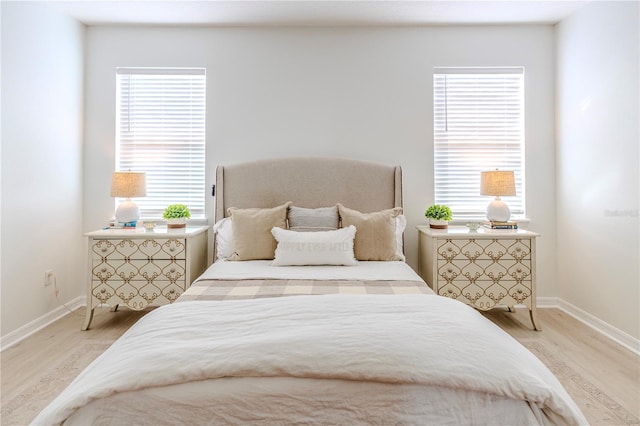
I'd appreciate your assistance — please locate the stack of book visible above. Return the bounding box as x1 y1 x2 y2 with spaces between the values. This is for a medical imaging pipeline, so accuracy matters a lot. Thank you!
108 220 138 229
483 221 518 229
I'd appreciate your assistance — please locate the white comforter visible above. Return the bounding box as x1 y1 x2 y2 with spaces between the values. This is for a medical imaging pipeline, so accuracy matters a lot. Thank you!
33 294 587 425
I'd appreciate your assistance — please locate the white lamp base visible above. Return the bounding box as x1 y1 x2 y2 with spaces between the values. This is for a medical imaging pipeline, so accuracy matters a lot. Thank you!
486 197 511 222
115 199 141 224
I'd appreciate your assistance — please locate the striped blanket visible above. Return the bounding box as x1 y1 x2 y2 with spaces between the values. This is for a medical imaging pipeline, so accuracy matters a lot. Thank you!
178 278 432 302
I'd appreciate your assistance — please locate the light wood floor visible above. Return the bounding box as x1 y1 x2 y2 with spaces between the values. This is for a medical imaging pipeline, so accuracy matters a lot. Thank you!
2 306 639 422
1 306 151 409
483 307 640 418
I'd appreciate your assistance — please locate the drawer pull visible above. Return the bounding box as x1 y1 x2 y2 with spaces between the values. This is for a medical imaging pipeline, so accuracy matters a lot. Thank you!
516 247 522 252
447 289 453 294
170 289 175 294
517 268 522 273
101 248 107 253
170 247 175 252
170 268 176 273
517 289 523 294
101 268 107 273
447 248 452 252
100 288 106 294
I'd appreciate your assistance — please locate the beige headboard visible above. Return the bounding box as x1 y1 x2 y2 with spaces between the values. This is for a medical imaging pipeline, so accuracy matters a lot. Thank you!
215 157 403 222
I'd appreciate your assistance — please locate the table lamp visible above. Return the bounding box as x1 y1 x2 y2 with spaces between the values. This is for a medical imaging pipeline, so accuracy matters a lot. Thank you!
111 171 147 225
480 170 516 222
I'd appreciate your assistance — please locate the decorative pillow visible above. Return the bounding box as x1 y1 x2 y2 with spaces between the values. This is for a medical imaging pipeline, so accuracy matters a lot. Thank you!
337 204 403 261
395 214 407 261
227 202 291 261
288 205 339 232
271 226 357 266
213 217 234 260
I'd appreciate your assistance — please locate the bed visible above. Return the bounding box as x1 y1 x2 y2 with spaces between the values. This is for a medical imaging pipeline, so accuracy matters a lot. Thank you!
33 157 586 425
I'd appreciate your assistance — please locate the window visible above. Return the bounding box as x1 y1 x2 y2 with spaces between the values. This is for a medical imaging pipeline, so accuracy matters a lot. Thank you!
116 67 206 219
433 67 525 219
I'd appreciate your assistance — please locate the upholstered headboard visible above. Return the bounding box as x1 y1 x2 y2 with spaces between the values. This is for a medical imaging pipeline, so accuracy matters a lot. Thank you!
215 157 403 222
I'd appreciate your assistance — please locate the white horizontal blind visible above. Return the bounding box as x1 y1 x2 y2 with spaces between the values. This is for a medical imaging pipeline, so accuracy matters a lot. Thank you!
116 68 206 219
433 67 525 219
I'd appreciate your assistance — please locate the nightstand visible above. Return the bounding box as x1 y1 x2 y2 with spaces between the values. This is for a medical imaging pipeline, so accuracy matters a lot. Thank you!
417 225 540 330
83 226 209 330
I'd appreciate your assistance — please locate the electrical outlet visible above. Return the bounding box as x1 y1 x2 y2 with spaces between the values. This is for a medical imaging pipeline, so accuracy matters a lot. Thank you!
44 270 54 287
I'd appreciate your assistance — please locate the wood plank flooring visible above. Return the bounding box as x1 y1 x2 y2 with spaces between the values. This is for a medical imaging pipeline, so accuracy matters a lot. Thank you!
1 306 150 408
1 305 639 423
483 307 640 418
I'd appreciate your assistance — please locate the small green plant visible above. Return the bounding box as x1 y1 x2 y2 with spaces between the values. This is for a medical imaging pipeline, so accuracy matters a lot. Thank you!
163 204 191 219
425 204 452 221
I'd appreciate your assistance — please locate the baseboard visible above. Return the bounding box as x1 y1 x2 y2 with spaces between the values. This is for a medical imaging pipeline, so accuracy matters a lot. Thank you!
0 297 86 352
538 296 640 356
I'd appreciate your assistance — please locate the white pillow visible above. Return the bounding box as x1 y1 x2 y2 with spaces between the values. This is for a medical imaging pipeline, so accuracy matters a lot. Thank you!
271 225 358 266
213 217 234 260
395 214 406 261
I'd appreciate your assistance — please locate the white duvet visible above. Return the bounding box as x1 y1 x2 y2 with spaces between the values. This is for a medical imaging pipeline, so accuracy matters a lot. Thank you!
33 294 586 425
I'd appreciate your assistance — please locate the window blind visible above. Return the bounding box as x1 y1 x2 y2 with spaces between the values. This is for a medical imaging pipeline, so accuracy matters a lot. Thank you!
433 67 525 219
116 68 206 219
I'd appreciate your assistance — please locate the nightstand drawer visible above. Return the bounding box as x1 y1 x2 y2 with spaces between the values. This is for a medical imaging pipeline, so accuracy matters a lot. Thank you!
91 281 186 309
437 239 531 262
438 280 532 309
437 259 532 283
90 239 187 260
91 260 186 283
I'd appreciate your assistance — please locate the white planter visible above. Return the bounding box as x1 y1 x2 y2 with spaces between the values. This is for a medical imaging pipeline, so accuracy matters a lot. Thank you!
166 218 187 229
428 219 449 229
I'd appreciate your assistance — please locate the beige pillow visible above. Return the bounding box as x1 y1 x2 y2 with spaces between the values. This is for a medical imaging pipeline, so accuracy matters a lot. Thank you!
337 204 403 261
228 202 291 260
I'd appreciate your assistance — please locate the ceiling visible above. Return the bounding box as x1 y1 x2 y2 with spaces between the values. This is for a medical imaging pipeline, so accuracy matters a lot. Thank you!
49 0 591 26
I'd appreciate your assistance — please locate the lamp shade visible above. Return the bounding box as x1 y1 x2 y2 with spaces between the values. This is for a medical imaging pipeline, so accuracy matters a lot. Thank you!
480 170 516 197
110 172 147 198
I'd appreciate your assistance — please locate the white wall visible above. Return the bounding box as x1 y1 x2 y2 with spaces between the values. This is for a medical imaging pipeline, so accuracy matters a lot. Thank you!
556 2 640 340
1 2 85 336
84 25 558 293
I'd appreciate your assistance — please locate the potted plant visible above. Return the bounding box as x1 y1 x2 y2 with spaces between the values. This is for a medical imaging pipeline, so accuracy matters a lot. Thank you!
163 204 191 228
425 204 452 229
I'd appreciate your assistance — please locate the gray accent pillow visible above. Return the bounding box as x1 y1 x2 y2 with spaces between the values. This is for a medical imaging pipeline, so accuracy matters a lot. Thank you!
288 205 339 232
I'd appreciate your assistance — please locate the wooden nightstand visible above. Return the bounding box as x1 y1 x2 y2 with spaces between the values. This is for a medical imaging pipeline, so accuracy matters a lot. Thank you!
83 226 209 330
417 225 540 330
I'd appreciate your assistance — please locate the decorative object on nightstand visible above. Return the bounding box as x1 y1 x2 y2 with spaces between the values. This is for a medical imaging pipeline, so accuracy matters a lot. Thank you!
466 222 480 231
82 226 209 330
480 170 516 222
111 171 147 226
425 204 453 229
142 221 156 231
416 225 540 330
163 204 191 228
